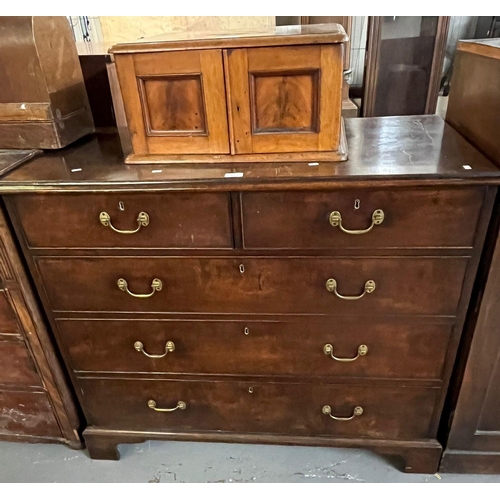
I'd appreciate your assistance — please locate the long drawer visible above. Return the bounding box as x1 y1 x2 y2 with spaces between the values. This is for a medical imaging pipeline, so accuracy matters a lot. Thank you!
59 319 451 380
11 192 233 249
241 188 485 249
79 377 438 439
37 256 468 316
0 340 41 386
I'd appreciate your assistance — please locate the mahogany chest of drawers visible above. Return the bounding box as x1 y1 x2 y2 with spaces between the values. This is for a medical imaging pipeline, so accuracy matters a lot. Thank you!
2 115 500 473
109 24 347 164
0 202 80 446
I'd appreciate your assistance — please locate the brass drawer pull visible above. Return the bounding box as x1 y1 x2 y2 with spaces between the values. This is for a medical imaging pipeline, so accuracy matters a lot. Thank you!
148 399 186 412
329 209 384 234
99 211 149 234
326 279 376 300
322 405 363 421
323 344 368 362
117 278 162 298
134 340 175 358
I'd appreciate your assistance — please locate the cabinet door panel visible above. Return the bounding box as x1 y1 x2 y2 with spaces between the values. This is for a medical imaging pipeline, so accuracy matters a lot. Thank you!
226 45 343 154
115 50 229 155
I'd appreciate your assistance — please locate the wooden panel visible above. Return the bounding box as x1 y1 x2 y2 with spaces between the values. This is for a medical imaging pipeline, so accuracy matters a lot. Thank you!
0 341 41 386
140 76 206 135
79 377 438 440
227 45 342 154
0 390 61 438
241 188 485 250
0 291 19 335
114 49 229 155
36 257 468 316
12 193 233 249
59 318 451 380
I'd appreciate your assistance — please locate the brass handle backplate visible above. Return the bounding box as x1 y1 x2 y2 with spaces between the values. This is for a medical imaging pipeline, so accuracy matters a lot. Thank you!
117 278 162 298
323 344 368 362
134 340 175 358
322 405 363 421
329 209 384 234
326 279 376 300
148 399 186 412
99 211 149 234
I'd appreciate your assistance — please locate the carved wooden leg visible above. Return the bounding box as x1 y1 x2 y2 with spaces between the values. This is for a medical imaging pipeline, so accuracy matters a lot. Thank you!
83 431 120 460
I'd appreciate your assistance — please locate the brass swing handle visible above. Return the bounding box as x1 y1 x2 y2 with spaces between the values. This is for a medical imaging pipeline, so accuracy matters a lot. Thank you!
117 278 162 298
148 399 186 412
326 279 376 300
323 344 368 362
134 340 175 358
322 405 363 421
99 211 149 234
329 209 384 235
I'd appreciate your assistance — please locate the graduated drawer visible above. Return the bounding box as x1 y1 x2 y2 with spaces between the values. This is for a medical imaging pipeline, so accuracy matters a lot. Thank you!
59 319 451 381
10 193 232 249
78 377 438 440
38 256 468 316
241 188 485 249
0 340 41 386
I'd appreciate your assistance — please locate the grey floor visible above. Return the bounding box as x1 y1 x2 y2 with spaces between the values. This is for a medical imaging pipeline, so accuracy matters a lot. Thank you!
1 439 499 482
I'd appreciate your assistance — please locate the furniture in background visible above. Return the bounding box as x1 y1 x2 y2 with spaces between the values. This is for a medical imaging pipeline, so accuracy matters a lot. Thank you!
363 16 450 116
109 24 348 164
0 17 94 149
0 155 81 445
0 115 499 473
440 39 500 474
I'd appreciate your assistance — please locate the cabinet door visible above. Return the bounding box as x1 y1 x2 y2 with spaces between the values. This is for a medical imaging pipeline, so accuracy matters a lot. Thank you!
115 50 229 155
226 45 343 154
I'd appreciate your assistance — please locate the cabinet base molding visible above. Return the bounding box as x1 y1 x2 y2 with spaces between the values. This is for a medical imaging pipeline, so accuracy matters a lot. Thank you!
440 450 500 474
0 432 83 449
83 427 442 474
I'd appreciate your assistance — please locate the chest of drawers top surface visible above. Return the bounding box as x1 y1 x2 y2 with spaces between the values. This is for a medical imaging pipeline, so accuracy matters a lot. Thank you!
0 115 498 192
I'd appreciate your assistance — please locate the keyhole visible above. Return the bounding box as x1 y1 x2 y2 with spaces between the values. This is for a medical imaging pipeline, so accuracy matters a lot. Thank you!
239 264 245 274
248 387 253 394
354 199 360 210
244 327 250 335
119 201 125 211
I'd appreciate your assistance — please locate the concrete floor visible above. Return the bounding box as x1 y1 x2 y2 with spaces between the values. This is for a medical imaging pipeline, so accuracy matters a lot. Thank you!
1 439 499 482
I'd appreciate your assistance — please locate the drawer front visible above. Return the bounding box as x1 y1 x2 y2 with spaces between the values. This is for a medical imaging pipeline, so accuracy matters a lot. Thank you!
0 390 61 438
79 378 438 439
38 257 468 316
241 188 485 249
0 340 41 386
0 291 20 335
59 319 451 381
12 193 233 249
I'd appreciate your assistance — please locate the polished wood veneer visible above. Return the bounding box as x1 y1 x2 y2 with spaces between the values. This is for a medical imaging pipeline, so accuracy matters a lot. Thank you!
3 115 500 472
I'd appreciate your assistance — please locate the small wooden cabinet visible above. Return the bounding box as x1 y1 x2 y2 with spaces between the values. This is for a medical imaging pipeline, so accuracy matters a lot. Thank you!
110 24 347 163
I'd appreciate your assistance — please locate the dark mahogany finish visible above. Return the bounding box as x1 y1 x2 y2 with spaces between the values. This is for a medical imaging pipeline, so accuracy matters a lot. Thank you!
2 115 500 472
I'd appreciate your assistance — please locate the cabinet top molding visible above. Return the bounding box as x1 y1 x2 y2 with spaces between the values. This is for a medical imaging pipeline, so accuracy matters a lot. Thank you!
108 23 348 54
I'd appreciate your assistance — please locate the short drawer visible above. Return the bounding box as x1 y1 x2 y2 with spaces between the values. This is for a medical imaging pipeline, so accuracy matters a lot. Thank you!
59 319 451 381
241 188 485 249
78 377 438 440
38 256 468 316
10 192 233 249
0 389 61 438
0 340 41 386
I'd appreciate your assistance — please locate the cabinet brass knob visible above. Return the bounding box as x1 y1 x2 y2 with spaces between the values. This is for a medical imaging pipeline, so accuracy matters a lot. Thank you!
323 344 368 362
99 211 149 234
326 279 376 300
148 400 186 412
322 405 363 421
134 340 175 358
117 278 162 298
329 209 384 234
